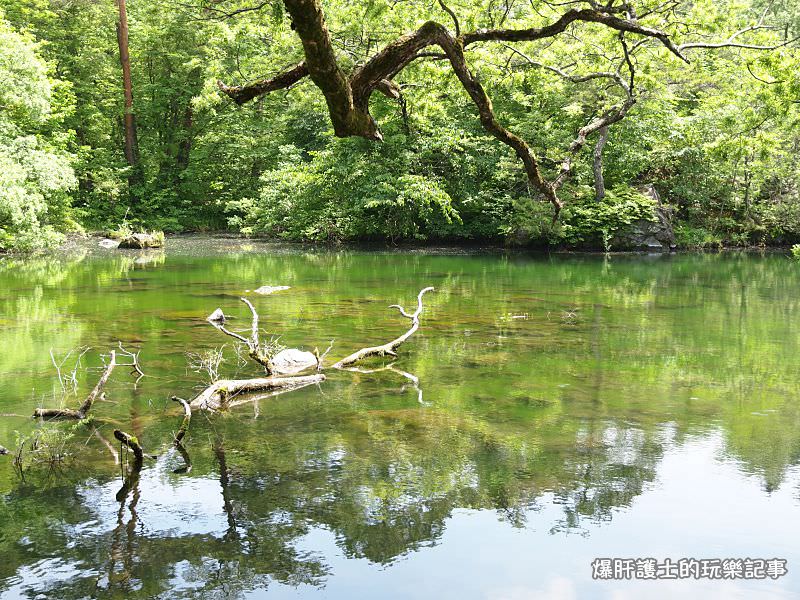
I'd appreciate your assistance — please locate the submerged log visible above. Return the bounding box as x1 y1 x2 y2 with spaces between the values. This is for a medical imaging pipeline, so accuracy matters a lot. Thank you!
190 373 325 411
333 287 434 368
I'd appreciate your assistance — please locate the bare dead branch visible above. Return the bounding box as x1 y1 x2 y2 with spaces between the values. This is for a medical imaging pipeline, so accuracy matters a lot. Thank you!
316 340 335 371
116 342 145 384
209 297 273 371
49 346 91 397
333 287 434 368
34 351 117 420
190 373 326 411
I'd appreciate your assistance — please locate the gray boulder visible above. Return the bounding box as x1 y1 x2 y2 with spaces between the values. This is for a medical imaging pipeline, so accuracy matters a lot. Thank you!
270 348 317 375
118 232 164 249
613 185 676 251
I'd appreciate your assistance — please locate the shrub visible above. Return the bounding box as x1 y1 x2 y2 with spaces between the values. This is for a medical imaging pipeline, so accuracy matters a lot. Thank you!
559 185 657 248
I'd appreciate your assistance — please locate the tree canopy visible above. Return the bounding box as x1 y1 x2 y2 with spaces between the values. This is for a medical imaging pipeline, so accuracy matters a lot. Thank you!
1 0 799 250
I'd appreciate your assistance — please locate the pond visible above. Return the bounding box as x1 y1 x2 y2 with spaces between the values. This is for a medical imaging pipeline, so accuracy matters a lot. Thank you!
1 238 799 599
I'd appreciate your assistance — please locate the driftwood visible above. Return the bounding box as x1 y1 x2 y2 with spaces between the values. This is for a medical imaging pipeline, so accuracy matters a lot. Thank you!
113 429 144 465
34 351 117 419
209 297 273 371
190 374 325 411
333 287 434 368
34 344 144 420
17 286 432 479
113 429 143 502
171 396 191 443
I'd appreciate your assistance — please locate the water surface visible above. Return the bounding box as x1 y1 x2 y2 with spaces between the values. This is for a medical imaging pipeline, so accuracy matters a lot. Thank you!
1 239 799 598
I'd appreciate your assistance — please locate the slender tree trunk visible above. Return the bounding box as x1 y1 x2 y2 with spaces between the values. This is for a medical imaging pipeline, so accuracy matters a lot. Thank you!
116 0 140 174
593 125 609 201
176 104 193 170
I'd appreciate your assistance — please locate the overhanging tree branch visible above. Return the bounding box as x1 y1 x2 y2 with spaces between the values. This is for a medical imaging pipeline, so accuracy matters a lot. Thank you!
219 0 788 215
218 61 309 105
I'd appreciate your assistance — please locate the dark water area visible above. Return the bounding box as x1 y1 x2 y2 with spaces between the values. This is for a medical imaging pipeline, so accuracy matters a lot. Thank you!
1 238 799 598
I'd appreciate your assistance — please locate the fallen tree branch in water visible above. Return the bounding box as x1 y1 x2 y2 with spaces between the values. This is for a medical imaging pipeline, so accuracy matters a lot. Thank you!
171 396 191 443
113 429 144 465
190 373 325 411
116 342 145 385
209 298 319 375
208 297 274 372
333 287 434 368
34 350 117 420
113 429 143 503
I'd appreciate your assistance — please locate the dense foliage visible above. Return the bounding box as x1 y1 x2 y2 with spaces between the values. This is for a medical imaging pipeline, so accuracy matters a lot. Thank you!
1 0 799 250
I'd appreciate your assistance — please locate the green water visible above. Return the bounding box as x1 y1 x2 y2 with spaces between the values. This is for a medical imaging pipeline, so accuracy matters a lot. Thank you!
1 238 799 599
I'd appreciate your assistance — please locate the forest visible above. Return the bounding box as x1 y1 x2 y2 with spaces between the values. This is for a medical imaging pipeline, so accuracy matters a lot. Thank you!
1 0 799 251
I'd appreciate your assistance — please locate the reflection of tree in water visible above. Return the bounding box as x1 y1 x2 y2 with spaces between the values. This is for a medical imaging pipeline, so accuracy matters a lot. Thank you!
5 250 800 596
0 400 665 597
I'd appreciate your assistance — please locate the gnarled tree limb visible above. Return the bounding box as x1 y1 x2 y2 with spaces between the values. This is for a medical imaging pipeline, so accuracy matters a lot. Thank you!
218 61 309 104
333 287 434 368
219 1 788 217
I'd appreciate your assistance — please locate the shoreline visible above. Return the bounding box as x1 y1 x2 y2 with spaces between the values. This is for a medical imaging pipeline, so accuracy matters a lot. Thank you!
77 231 795 256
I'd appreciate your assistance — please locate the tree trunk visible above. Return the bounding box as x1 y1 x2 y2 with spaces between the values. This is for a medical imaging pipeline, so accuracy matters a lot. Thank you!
593 125 609 201
176 104 193 170
116 0 140 174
